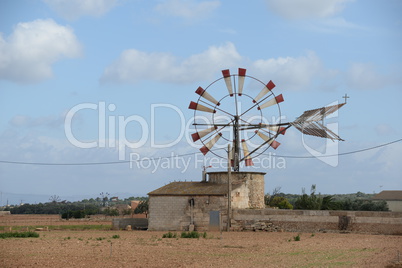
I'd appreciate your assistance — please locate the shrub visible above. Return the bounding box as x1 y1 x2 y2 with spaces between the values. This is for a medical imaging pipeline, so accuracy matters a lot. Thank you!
181 231 200 239
0 232 39 239
61 210 87 219
293 234 301 241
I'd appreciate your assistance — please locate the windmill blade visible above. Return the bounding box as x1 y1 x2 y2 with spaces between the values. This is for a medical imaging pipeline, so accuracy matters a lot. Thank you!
200 133 222 155
188 101 216 113
238 68 246 96
222 69 234 96
255 130 281 149
195 87 220 106
258 94 284 110
295 103 346 123
253 80 275 103
191 126 217 142
264 125 287 135
241 139 254 166
291 121 344 141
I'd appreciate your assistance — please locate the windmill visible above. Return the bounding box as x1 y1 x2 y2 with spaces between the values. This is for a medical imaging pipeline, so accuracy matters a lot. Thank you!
189 68 346 171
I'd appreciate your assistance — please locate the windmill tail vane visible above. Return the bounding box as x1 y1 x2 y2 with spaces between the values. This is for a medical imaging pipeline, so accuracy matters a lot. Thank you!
189 68 347 171
290 102 346 141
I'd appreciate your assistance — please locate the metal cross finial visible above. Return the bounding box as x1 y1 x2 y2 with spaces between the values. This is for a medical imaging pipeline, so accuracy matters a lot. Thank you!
342 94 349 104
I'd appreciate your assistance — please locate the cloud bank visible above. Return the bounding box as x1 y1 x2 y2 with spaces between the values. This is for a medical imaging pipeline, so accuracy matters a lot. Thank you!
0 19 82 84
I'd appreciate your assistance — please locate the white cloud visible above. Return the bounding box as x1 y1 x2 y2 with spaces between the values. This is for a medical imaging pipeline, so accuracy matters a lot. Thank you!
155 0 220 20
101 43 331 89
100 44 341 92
0 19 82 84
100 42 242 84
266 0 352 19
43 0 119 20
250 51 334 91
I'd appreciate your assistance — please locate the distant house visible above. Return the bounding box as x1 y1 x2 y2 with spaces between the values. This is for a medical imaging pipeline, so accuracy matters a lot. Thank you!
147 171 266 231
372 190 402 212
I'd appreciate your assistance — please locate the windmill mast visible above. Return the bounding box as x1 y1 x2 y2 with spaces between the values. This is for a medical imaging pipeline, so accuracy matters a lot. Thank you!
233 115 241 171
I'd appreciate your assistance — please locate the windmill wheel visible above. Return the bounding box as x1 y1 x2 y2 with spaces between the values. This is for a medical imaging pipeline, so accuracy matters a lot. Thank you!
189 68 286 171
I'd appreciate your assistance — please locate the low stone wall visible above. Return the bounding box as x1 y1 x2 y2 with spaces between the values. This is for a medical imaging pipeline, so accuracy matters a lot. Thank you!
231 209 402 235
0 211 11 216
112 218 148 230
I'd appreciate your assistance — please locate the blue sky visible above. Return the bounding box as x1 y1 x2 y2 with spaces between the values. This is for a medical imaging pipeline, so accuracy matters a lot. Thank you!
1 0 401 204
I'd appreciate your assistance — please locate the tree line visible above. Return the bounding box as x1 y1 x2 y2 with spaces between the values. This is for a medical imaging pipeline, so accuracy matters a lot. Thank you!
4 195 149 218
265 185 388 211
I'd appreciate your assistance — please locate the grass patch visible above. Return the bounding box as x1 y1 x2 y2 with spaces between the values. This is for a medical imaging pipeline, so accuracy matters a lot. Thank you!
3 224 111 231
162 231 207 239
53 225 110 230
223 245 245 249
112 234 120 239
0 231 39 239
162 232 178 238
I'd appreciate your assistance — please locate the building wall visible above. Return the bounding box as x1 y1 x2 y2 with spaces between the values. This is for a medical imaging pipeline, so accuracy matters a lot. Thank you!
148 196 188 231
386 200 402 212
208 171 265 209
148 195 227 231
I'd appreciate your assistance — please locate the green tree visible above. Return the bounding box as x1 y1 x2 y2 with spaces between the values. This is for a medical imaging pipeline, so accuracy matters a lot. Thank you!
294 185 322 210
134 199 149 217
269 196 293 209
103 207 119 216
320 195 342 210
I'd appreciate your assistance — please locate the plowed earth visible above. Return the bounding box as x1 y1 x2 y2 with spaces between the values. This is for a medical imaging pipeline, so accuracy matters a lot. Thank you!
1 215 401 267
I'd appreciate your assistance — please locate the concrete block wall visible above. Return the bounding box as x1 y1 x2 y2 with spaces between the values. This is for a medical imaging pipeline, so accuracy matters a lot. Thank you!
148 195 228 231
148 196 188 231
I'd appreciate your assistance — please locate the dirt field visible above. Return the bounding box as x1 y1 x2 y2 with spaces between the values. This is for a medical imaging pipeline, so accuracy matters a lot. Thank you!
1 215 402 267
0 214 112 227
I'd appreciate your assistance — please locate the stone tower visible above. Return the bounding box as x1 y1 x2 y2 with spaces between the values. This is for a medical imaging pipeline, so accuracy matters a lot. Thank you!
207 171 265 209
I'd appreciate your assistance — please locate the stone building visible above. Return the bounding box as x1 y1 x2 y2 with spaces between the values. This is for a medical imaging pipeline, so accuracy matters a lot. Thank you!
372 190 402 212
147 171 265 231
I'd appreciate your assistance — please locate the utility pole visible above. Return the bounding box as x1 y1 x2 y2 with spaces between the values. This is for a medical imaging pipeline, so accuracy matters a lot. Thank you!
227 144 232 231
